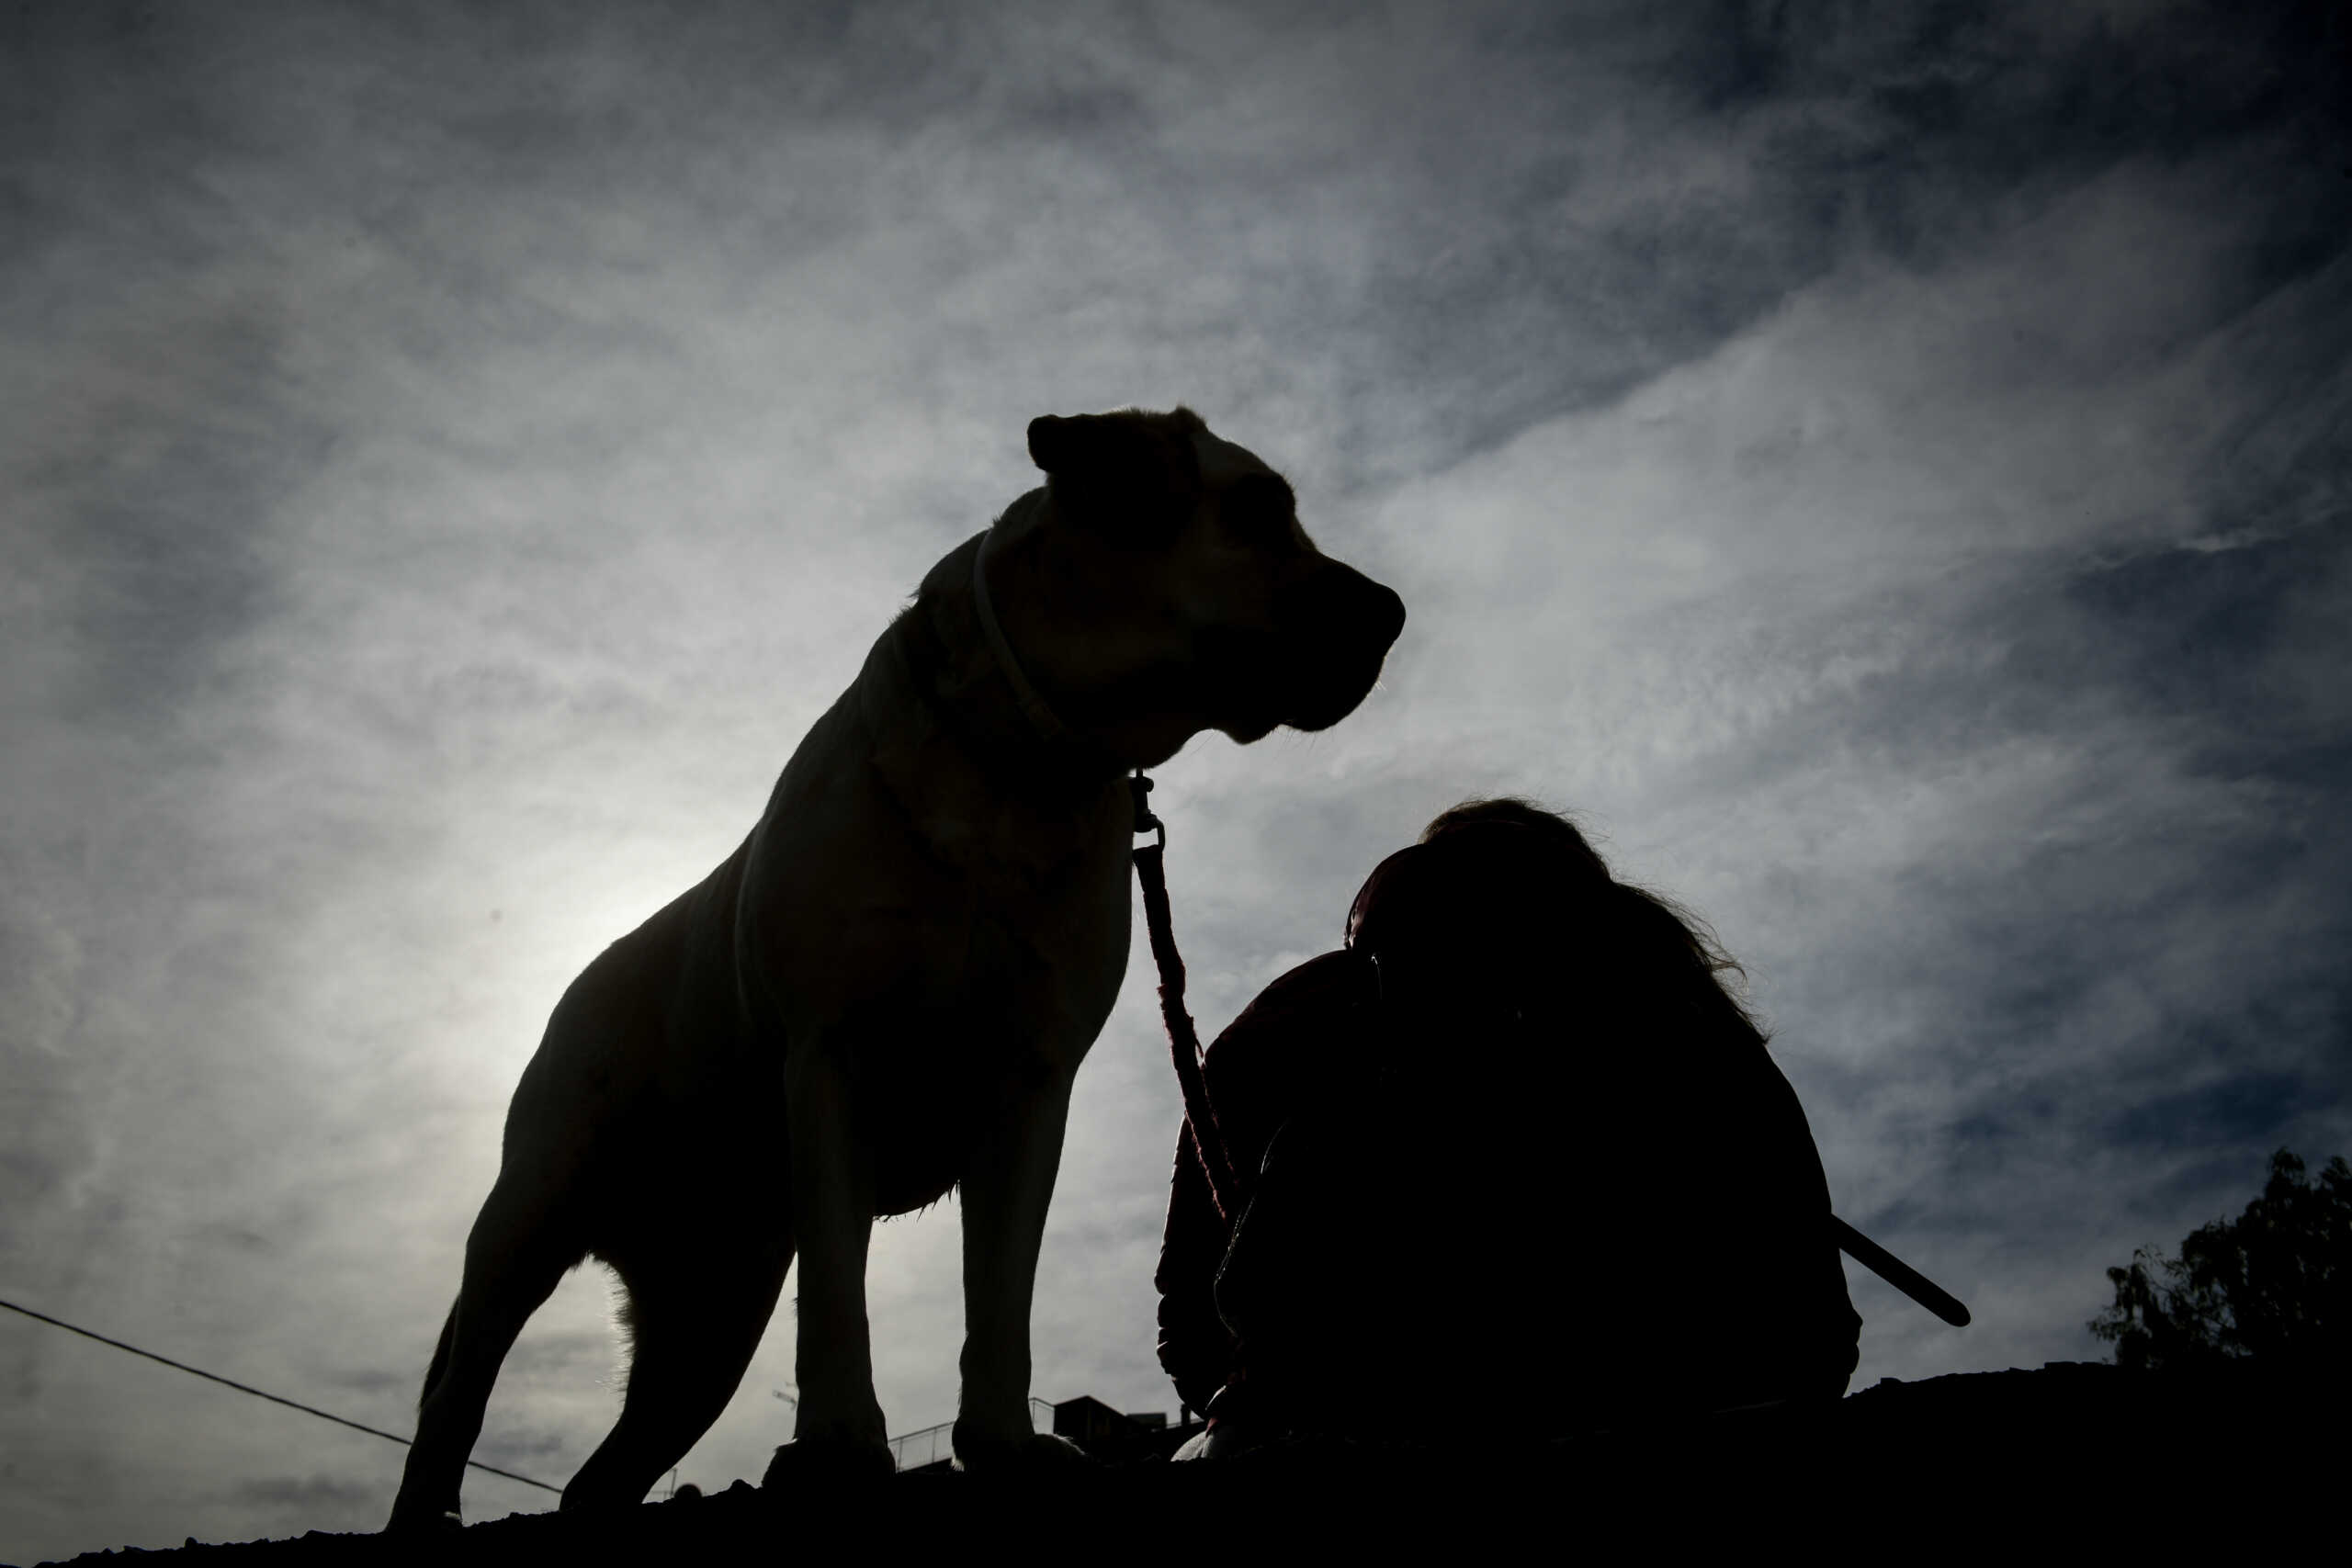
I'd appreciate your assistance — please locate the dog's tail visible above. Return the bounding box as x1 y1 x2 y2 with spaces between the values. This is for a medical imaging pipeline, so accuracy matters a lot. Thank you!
418 1303 459 1411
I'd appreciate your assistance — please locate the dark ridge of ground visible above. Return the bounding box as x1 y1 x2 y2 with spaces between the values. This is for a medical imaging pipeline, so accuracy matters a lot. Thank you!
30 1362 2343 1564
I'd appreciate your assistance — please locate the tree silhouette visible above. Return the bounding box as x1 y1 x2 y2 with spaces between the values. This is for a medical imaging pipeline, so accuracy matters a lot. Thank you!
2090 1147 2351 1371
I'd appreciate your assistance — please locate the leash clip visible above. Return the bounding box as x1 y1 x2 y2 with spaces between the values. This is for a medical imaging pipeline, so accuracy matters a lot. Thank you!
1129 770 1165 850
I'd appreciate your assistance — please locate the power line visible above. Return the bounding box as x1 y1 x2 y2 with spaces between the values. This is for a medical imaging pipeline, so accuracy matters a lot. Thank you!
0 1294 560 1495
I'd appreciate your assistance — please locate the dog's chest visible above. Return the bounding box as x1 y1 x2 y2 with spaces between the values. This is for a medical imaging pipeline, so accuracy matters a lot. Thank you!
853 889 1117 1204
739 611 1137 1210
834 835 1131 1057
745 683 1133 1055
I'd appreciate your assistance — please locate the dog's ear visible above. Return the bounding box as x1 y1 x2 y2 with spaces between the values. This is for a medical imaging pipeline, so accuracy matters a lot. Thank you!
1028 412 1201 537
1025 414 1102 477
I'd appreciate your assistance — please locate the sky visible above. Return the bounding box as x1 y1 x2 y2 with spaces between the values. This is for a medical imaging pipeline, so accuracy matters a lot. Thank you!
4 0 2349 1556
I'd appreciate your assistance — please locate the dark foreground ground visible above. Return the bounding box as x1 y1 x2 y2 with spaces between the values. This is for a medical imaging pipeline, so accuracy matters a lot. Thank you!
29 1362 2344 1563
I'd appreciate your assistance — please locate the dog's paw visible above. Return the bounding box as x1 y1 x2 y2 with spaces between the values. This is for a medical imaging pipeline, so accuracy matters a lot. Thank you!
950 1427 1096 1474
761 1437 895 1493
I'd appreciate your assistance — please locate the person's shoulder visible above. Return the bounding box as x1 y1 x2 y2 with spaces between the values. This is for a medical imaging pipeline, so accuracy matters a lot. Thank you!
1240 950 1370 1021
1202 951 1372 1167
1204 951 1367 1064
1264 949 1366 998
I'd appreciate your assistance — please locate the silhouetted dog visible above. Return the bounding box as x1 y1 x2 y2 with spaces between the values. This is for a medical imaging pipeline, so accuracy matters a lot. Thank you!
387 408 1404 1527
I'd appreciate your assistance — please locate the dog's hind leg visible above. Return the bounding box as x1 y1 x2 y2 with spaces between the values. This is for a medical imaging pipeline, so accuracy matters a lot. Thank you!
561 1234 792 1512
386 1175 580 1532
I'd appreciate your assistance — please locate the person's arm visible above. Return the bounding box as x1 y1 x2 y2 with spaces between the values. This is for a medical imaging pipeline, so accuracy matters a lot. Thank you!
1711 1043 1863 1401
1155 1125 1233 1416
1152 950 1370 1413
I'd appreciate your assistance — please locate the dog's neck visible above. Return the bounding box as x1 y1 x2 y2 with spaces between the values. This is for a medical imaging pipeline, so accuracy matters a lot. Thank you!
889 520 1134 792
969 519 1079 750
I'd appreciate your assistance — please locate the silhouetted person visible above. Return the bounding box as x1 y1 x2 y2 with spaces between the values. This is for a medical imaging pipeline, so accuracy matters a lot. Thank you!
1156 799 1860 1451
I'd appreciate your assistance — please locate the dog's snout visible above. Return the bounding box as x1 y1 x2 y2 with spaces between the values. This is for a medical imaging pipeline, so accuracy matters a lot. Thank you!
1326 568 1405 657
1258 564 1406 736
1366 581 1406 651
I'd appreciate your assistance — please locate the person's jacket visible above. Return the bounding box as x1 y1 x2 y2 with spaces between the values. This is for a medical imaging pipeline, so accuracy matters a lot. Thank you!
1153 952 1369 1416
1153 950 1861 1430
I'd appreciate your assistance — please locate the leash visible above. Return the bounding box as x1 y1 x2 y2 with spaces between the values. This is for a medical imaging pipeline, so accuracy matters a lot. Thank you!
1130 771 1242 1222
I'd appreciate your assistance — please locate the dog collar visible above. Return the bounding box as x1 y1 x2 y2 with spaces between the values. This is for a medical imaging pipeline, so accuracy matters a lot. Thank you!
970 526 1075 746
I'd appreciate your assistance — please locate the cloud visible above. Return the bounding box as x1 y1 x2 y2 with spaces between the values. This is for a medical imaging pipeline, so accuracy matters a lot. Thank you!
227 1472 378 1511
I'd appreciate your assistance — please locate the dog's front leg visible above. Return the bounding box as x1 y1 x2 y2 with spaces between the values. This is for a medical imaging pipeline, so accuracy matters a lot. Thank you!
952 1071 1091 1470
764 1045 893 1486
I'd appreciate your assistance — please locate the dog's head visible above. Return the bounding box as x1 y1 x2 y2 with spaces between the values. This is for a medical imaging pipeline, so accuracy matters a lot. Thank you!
1007 406 1406 766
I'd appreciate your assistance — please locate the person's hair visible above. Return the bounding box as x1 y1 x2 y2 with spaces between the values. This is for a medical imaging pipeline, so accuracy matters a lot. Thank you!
1418 795 1611 875
1347 796 1764 1043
